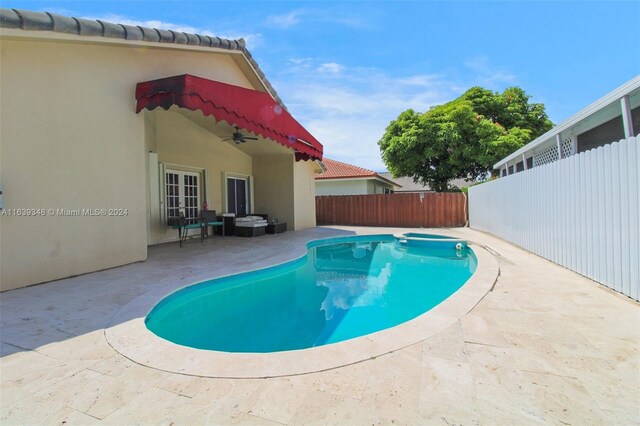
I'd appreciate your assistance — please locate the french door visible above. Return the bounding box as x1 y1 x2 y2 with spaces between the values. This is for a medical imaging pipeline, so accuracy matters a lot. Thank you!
226 176 249 216
165 170 201 221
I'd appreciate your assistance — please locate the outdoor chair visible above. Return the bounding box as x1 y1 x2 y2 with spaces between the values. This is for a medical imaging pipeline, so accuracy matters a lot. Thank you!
201 209 224 237
169 212 204 247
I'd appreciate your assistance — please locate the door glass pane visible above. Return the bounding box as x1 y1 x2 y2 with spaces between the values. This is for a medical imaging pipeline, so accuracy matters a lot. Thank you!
227 178 236 214
184 174 199 220
166 172 180 219
236 179 247 216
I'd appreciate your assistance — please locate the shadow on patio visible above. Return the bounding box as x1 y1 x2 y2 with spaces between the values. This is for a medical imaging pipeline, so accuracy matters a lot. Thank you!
0 227 355 357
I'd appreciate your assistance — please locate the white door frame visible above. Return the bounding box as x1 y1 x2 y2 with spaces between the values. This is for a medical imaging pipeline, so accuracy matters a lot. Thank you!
164 165 204 223
222 172 254 215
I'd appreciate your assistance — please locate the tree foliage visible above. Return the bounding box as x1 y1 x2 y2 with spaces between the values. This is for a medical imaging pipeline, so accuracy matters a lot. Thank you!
378 86 553 192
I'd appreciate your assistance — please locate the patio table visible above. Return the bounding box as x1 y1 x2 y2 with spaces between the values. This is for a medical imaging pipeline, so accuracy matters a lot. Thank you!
170 219 204 247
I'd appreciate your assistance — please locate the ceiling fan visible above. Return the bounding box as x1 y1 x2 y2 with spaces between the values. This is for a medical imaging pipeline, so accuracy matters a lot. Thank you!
222 126 258 144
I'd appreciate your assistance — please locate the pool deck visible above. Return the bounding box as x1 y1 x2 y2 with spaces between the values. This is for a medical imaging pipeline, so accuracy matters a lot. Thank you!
1 226 638 424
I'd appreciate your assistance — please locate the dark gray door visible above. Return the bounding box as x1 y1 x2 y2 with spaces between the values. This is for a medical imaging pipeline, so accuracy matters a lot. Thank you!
227 177 248 215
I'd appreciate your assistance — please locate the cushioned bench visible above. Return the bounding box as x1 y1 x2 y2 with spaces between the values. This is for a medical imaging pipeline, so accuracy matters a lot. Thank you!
234 215 268 237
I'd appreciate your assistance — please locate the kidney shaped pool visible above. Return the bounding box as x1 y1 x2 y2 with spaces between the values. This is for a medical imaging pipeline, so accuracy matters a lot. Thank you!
145 235 476 353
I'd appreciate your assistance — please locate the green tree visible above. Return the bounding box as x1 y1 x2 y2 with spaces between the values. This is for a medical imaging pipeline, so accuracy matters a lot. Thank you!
379 86 553 192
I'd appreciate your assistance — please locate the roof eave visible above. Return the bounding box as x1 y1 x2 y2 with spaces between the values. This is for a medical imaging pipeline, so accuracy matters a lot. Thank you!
374 175 402 188
316 175 375 181
316 175 401 188
494 75 640 169
0 8 286 109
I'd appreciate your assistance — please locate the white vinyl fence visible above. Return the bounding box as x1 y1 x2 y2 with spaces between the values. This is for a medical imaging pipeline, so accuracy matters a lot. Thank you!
469 136 639 301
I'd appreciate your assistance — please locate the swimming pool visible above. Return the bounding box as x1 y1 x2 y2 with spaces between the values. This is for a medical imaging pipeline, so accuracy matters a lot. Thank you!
399 232 468 250
145 235 477 353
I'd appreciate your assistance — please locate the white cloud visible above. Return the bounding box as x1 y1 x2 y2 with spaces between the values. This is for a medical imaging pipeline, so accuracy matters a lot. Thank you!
464 56 516 88
318 62 344 74
275 60 462 171
81 14 263 49
264 11 303 28
274 57 519 171
397 74 443 87
263 8 372 30
287 57 315 68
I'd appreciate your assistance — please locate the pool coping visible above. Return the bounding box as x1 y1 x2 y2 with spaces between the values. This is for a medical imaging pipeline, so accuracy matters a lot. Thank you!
105 237 499 378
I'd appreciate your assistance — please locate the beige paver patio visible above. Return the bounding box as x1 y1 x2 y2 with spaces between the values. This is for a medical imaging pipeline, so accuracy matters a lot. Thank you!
1 226 638 425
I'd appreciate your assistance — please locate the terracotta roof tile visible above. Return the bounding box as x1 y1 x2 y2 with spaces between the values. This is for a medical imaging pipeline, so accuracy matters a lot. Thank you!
315 158 378 179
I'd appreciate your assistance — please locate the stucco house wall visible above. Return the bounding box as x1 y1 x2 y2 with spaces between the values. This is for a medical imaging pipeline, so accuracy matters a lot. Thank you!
293 160 318 230
0 28 318 291
316 178 395 195
315 180 370 195
366 180 395 194
252 155 296 227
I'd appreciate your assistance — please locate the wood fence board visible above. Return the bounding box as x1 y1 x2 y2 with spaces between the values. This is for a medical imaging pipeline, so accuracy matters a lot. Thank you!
315 193 467 227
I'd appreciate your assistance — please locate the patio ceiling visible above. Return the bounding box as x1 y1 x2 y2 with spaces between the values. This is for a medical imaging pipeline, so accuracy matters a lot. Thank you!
172 107 294 157
135 74 323 161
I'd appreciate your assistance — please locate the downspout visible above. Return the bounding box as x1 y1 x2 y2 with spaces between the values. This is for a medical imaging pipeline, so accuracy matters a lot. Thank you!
463 191 469 227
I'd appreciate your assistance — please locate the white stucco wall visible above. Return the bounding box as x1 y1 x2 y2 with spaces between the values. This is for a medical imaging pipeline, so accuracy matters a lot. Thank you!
367 180 395 194
315 178 395 195
0 34 309 291
293 160 317 230
315 180 370 195
252 155 295 227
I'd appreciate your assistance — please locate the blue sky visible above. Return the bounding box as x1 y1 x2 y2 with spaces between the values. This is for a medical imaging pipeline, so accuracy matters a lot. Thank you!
7 1 640 170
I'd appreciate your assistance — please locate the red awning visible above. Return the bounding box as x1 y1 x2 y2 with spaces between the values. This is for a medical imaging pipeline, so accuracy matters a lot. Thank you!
135 74 323 161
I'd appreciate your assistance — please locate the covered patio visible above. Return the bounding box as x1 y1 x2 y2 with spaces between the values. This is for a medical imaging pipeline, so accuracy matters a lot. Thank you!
1 227 637 424
137 74 323 245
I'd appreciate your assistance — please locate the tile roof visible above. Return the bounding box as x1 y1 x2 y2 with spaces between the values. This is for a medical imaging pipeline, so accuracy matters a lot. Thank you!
378 172 472 192
316 158 378 179
316 158 399 187
378 173 430 191
0 8 285 108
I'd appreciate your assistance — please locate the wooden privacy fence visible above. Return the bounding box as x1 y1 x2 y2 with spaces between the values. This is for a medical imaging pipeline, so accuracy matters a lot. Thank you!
316 193 467 227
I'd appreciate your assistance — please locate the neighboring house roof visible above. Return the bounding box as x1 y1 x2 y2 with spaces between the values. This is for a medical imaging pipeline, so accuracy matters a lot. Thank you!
494 75 640 170
378 173 471 192
378 173 429 191
316 158 400 187
0 8 285 108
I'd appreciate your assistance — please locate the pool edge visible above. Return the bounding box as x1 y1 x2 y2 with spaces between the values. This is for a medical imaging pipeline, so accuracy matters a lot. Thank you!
105 238 499 378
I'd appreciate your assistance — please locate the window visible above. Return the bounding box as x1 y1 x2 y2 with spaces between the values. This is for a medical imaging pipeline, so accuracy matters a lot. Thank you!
165 170 201 221
383 187 393 194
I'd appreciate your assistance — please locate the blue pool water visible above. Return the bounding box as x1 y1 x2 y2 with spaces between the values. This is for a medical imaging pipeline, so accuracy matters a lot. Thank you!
145 235 476 353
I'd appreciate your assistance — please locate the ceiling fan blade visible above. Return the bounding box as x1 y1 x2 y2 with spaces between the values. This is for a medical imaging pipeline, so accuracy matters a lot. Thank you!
244 136 258 140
